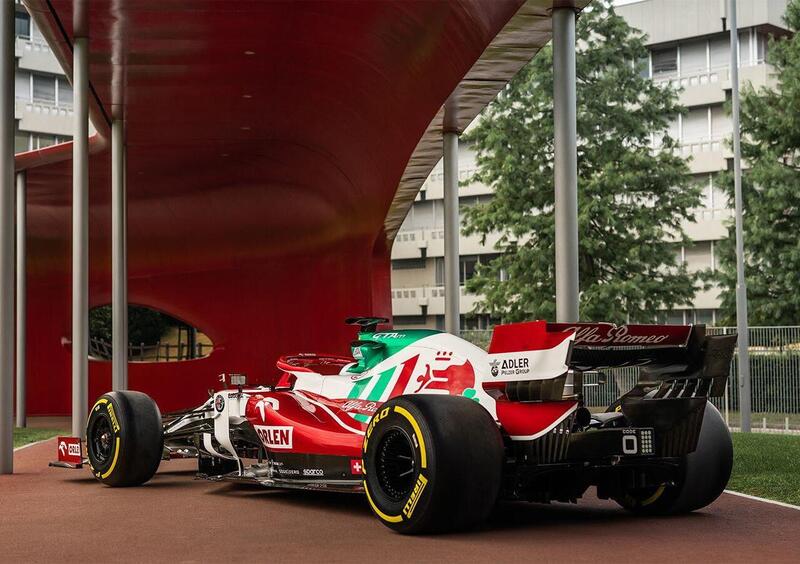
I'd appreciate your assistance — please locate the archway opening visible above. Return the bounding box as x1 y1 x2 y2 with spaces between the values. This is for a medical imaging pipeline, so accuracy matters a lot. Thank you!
88 305 213 362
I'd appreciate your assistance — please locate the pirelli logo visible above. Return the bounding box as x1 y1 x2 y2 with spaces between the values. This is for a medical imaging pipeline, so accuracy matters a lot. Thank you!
107 404 120 433
403 474 428 519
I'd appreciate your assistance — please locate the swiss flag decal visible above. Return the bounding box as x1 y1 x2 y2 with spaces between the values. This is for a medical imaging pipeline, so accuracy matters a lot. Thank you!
350 459 363 475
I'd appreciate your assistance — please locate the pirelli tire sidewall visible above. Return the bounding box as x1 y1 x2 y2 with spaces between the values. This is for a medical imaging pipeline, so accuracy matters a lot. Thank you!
363 395 504 534
363 402 435 532
86 391 163 487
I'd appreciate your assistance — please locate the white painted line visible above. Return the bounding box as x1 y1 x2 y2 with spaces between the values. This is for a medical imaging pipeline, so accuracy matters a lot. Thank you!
724 490 800 511
13 437 55 452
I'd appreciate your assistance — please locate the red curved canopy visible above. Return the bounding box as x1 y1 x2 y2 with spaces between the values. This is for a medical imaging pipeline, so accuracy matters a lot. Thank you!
18 0 572 414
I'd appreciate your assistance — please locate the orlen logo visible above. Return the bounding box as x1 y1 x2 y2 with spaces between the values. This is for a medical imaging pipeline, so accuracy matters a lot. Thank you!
57 437 82 463
254 425 293 449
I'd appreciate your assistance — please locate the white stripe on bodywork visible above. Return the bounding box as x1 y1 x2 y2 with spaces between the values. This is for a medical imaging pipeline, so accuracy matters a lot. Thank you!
293 391 365 436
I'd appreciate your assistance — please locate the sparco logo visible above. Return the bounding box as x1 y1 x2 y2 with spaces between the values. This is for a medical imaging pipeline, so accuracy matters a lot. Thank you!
255 425 293 449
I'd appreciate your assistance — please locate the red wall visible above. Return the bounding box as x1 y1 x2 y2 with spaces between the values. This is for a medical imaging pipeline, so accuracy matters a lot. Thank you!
23 235 390 415
17 0 522 416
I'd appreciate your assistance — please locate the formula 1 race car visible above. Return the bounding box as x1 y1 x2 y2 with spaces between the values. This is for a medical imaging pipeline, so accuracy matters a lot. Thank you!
73 318 736 534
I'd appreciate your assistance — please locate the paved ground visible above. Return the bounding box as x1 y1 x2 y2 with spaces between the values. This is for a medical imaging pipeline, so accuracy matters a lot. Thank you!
1 439 799 563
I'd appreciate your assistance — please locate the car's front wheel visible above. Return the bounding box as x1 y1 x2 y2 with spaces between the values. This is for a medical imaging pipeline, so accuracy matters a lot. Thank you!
362 394 504 534
86 391 164 487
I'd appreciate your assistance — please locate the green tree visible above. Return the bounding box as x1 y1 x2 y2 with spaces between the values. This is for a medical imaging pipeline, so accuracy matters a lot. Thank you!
716 0 800 326
89 305 171 346
462 0 701 324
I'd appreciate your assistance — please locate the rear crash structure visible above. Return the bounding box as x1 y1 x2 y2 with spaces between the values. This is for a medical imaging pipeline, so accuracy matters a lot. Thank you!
72 319 736 534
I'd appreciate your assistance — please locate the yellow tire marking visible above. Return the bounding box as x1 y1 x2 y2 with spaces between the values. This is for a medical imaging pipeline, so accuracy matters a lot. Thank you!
364 482 403 523
393 406 427 469
641 484 666 507
92 398 109 410
100 437 121 479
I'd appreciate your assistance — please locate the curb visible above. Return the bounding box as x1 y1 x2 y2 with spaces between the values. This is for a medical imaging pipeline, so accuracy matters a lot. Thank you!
13 437 56 452
724 490 800 511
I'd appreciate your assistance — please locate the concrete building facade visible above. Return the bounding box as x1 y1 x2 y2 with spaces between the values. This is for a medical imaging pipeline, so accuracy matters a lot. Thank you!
13 1 70 153
391 0 792 330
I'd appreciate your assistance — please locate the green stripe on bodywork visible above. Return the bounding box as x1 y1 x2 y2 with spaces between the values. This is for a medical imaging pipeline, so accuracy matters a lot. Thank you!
352 413 370 423
347 377 370 399
366 367 395 402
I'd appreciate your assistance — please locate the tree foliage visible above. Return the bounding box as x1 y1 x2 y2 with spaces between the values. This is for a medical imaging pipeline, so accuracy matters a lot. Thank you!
89 305 171 346
716 0 800 326
462 0 701 324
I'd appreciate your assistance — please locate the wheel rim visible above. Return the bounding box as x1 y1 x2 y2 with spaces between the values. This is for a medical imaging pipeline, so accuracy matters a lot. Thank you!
89 415 114 465
375 427 416 501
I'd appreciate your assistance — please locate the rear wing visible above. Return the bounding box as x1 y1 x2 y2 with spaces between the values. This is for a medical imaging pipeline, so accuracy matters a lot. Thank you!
488 321 736 399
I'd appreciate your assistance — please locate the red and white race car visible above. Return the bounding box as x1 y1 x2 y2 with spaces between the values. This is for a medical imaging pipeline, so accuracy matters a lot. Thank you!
70 318 736 534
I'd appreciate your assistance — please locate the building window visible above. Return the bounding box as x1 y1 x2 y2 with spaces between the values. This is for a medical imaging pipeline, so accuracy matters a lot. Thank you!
391 258 426 270
664 310 686 325
738 30 752 66
57 77 73 106
35 134 56 149
462 314 495 331
14 123 30 153
636 55 650 78
434 257 444 285
32 74 55 103
682 106 710 142
392 315 428 327
709 36 729 69
651 46 678 77
756 32 768 63
461 255 479 284
15 12 30 39
680 39 707 76
15 70 30 101
683 241 712 272
692 309 715 325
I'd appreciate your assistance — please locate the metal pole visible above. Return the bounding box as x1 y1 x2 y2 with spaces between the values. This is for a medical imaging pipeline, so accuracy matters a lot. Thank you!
443 130 460 335
552 8 579 324
15 171 26 428
728 0 751 432
72 36 89 438
0 0 15 474
111 119 127 390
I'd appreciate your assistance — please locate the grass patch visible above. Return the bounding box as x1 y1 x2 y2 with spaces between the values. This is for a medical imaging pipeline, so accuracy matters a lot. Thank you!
729 432 800 506
13 427 66 449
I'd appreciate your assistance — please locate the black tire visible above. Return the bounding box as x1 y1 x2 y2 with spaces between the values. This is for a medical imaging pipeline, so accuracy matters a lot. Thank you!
86 391 164 487
617 402 733 514
363 395 504 534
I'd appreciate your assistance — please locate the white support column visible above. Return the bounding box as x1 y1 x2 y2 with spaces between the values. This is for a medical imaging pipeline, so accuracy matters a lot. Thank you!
72 36 89 438
15 171 26 428
552 7 579 324
0 0 15 474
111 119 127 391
443 130 460 335
728 0 752 433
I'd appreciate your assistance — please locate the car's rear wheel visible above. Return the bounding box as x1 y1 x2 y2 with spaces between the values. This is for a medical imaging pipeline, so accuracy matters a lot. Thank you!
86 391 164 487
616 402 732 514
363 394 504 534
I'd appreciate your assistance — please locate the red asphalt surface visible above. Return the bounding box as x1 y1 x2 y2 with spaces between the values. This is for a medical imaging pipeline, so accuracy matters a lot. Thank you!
2 439 799 563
